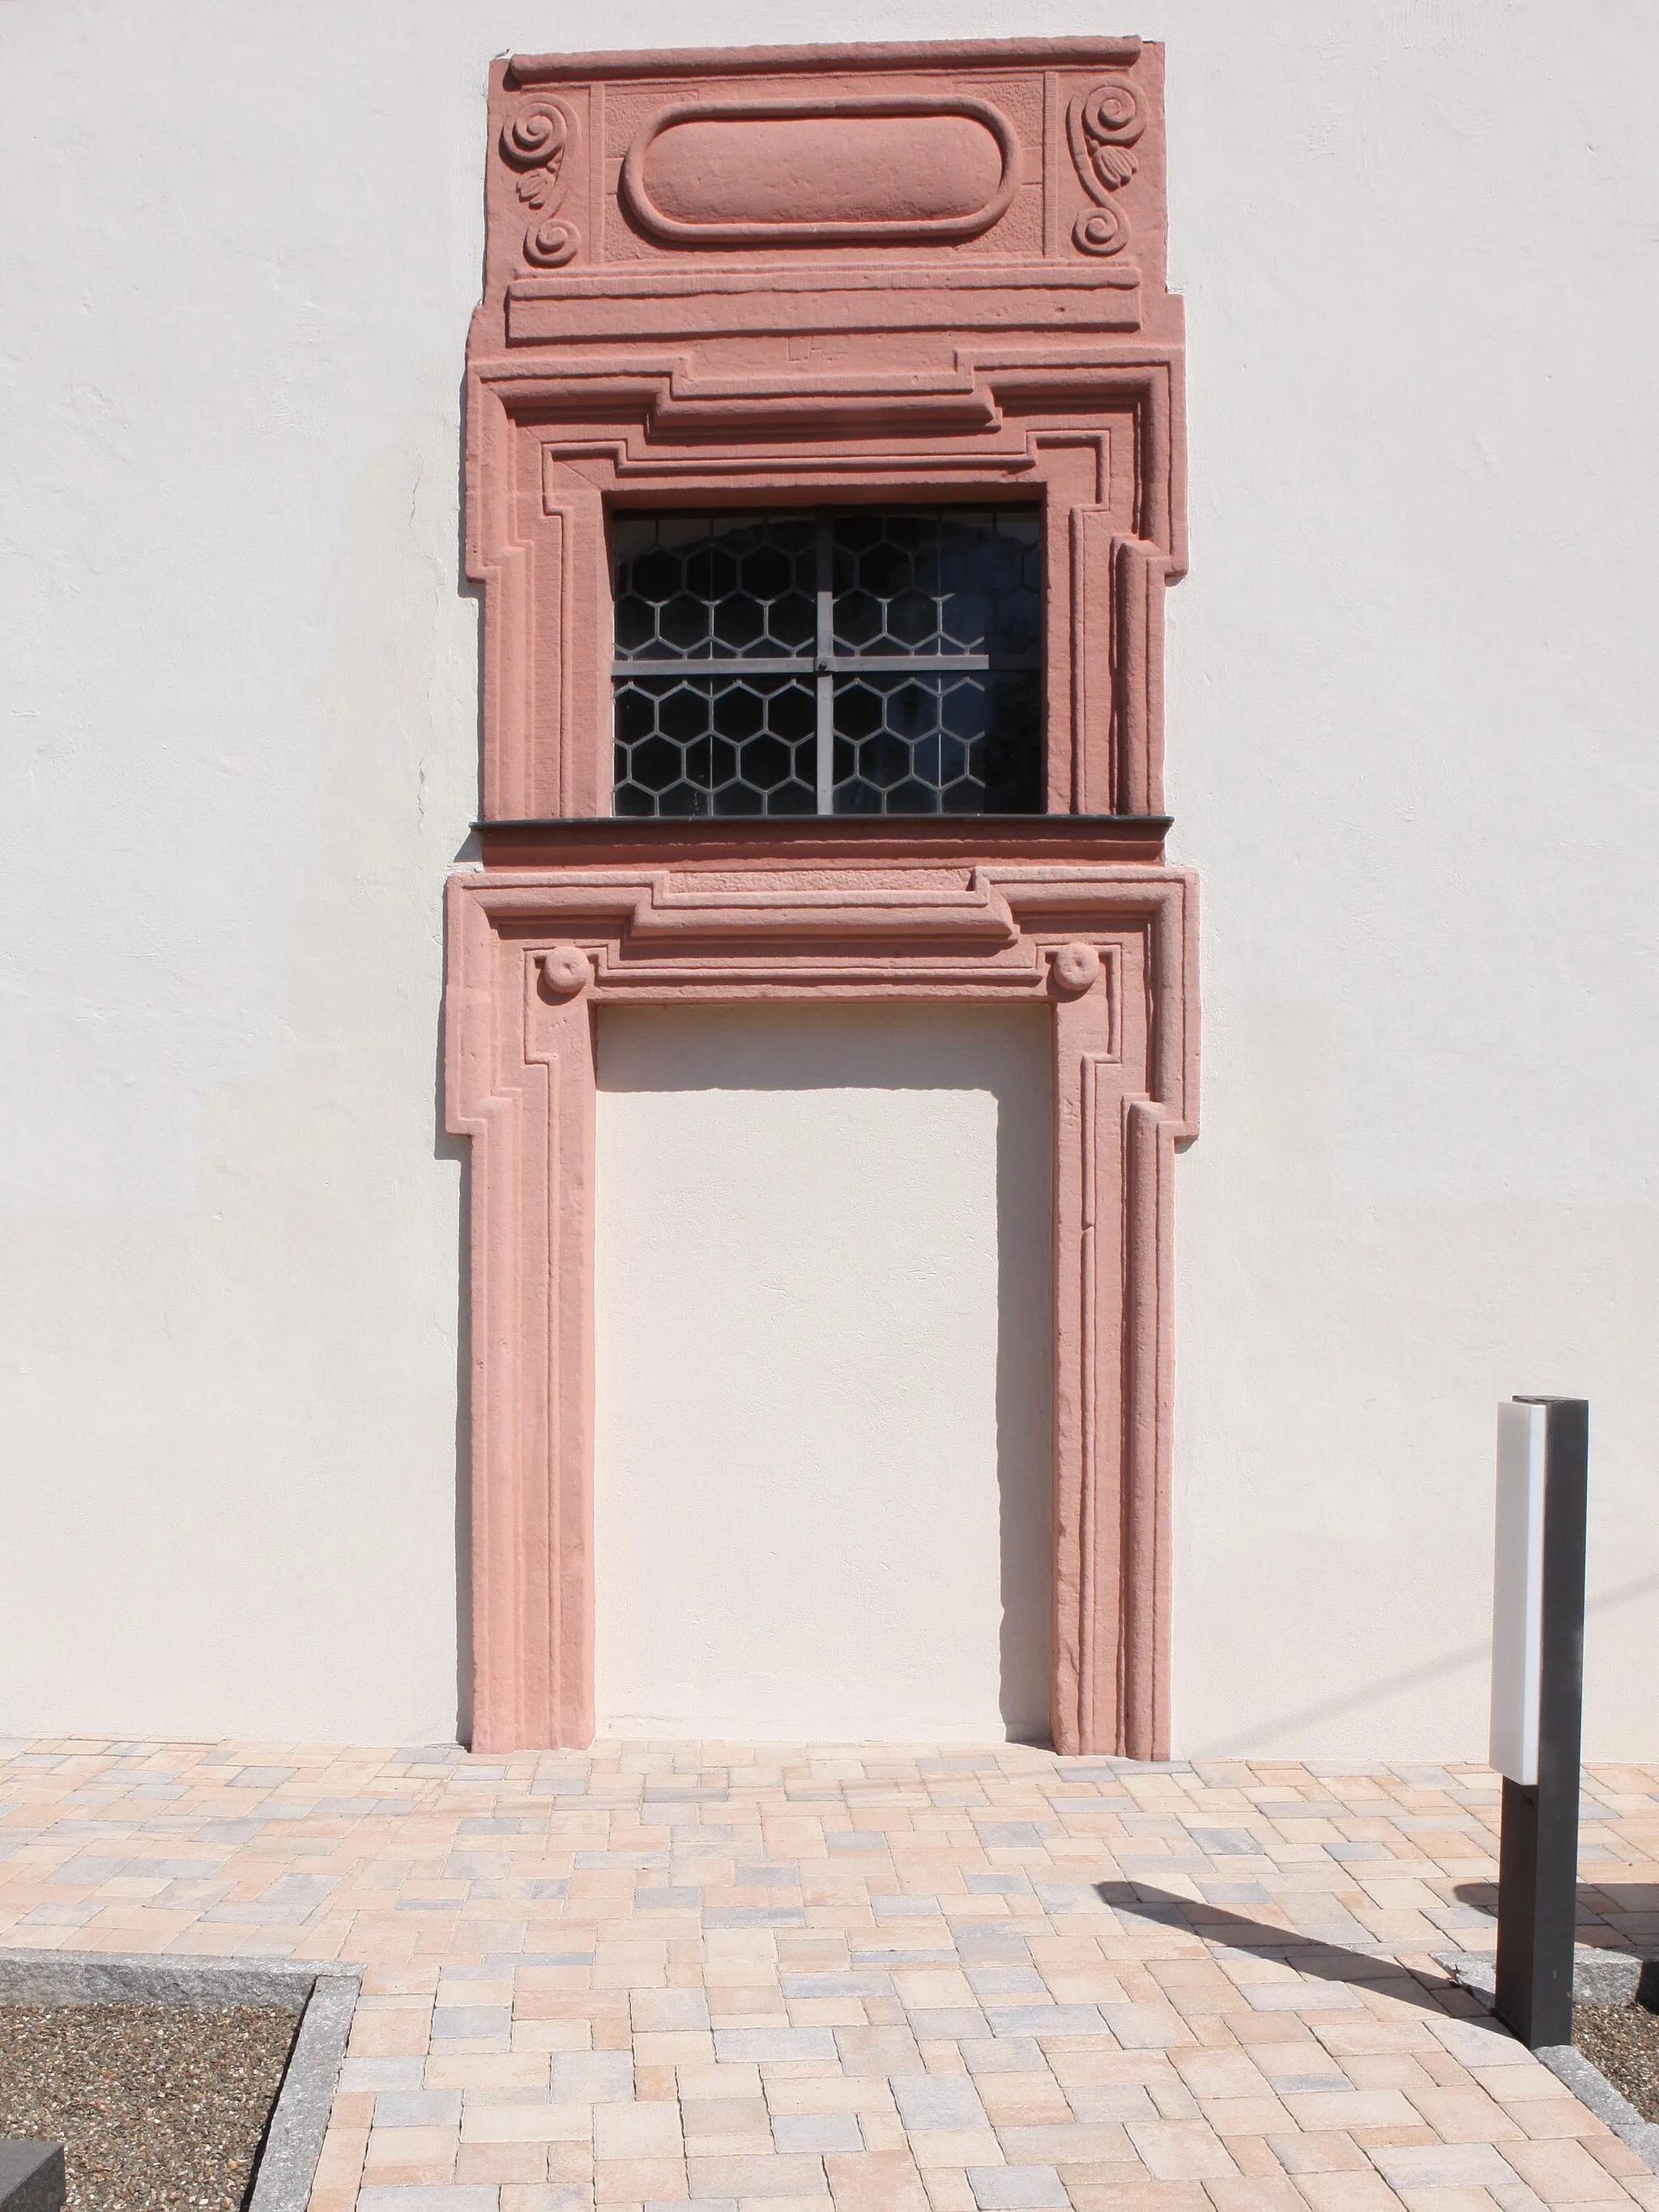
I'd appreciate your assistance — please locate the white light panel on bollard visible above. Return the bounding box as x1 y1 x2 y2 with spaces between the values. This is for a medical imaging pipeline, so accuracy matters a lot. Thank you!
1490 1400 1546 1787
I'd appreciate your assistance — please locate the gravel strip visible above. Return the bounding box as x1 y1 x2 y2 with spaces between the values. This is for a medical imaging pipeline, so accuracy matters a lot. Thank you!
1576 2000 1659 2124
0 2002 296 2212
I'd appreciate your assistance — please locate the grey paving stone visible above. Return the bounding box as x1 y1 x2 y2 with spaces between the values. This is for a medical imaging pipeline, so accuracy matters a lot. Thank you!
780 1973 895 2000
966 1967 1047 1996
961 2037 1049 2073
772 2113 863 2154
987 2005 1110 2039
43 1857 126 1884
713 2027 838 2063
974 1823 1048 1848
258 1875 339 1912
1032 1882 1112 1916
339 2057 425 2091
1188 1828 1265 1856
967 2166 1068 2209
904 2007 988 2038
955 1929 1033 1963
894 2075 988 2131
703 1906 806 1929
548 2051 635 2103
850 1946 957 1967
431 2005 514 2041
1369 2145 1516 2189
634 1886 702 1910
375 2092 465 2129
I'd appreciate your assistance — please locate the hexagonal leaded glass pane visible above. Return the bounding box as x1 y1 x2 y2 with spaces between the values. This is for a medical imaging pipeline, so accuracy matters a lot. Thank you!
612 513 817 663
613 674 817 817
830 507 1041 662
830 671 1041 816
610 507 1042 816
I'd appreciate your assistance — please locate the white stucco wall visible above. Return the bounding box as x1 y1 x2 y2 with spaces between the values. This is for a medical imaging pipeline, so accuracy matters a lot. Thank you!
594 1006 1052 1743
1 1 1655 1752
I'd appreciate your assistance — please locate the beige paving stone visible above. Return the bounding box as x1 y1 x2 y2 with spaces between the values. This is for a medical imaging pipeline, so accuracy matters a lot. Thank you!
1502 2141 1651 2201
1290 2169 1408 2212
1063 2185 1210 2212
1204 2180 1309 2212
993 2126 1136 2165
456 2140 549 2184
688 2154 830 2197
464 2106 595 2145
1280 2094 1424 2132
1124 2121 1240 2181
919 2170 978 2212
1268 2137 1374 2177
906 2131 1005 2169
593 2154 685 2201
595 2106 683 2161
822 2150 932 2211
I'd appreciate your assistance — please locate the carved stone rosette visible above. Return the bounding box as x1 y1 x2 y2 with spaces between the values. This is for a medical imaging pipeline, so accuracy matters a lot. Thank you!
454 36 1192 1756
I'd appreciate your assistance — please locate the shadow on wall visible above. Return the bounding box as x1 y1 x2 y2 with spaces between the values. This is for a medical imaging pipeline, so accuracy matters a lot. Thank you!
591 1001 1055 1742
1188 1570 1659 1760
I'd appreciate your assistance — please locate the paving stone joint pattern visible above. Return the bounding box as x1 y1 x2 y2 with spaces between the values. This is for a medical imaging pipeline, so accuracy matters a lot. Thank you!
0 1738 1655 2212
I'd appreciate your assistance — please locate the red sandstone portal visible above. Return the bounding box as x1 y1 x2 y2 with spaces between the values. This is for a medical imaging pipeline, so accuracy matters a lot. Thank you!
450 37 1194 1756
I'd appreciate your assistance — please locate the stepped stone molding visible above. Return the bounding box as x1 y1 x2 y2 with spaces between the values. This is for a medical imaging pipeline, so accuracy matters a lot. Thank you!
453 36 1194 1756
446 842 1198 1757
467 36 1184 822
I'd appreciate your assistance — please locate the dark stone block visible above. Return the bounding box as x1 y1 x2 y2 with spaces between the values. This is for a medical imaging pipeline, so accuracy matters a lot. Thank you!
0 2142 64 2212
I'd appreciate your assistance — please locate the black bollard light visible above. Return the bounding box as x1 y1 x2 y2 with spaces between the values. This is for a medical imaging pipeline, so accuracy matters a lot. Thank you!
1488 1396 1589 2050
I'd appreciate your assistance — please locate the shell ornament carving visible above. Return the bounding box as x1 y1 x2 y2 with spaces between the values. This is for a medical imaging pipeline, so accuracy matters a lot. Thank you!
500 100 580 270
1067 79 1144 256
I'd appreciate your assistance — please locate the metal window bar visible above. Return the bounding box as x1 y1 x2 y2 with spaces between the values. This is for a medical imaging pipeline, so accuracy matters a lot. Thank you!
611 507 1042 818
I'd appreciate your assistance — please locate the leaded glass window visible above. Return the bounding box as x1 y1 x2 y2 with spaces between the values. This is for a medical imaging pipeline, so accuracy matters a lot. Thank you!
611 508 1043 816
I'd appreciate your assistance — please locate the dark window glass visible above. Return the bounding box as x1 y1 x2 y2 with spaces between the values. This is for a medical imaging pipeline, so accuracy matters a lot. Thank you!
610 508 1042 817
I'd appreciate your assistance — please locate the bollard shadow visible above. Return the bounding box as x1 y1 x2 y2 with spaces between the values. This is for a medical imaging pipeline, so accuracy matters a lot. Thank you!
1452 1879 1659 1963
1096 1882 1457 2015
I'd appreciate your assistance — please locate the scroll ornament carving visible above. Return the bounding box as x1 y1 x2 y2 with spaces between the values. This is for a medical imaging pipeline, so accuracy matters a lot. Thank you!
1068 79 1144 257
500 100 580 269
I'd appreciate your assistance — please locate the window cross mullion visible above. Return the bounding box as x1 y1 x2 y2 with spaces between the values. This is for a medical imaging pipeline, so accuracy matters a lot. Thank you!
814 510 834 815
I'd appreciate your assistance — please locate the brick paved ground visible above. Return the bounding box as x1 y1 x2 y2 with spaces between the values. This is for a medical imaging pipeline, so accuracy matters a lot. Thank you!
0 1740 1655 2212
